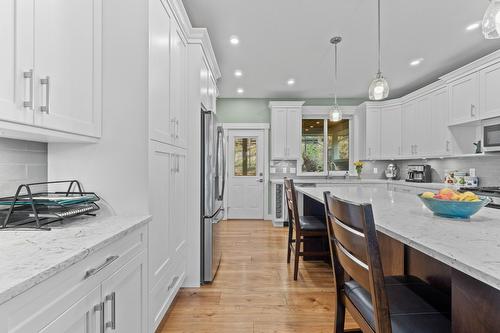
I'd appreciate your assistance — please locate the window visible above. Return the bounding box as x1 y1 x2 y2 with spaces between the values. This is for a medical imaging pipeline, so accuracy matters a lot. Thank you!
234 137 257 176
300 118 350 174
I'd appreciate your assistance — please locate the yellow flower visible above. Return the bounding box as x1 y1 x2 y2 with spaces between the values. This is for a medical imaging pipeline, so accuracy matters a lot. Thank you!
353 161 364 168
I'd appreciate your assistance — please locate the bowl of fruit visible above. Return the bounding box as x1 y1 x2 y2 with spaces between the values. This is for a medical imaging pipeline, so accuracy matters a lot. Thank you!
418 188 491 219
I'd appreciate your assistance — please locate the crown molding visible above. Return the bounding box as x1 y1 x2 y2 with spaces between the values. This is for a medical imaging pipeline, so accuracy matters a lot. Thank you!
268 101 306 108
440 49 500 83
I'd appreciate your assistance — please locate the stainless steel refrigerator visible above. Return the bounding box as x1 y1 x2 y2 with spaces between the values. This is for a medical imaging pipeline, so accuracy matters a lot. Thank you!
201 109 225 283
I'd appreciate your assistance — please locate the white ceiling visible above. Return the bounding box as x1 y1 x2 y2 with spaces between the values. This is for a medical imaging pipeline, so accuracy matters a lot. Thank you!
183 0 500 99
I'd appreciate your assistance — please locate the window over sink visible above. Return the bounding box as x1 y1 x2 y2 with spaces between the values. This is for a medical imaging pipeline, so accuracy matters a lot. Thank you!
300 117 351 175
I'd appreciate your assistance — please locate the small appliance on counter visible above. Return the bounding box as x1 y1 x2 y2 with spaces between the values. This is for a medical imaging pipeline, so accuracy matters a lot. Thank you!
0 180 101 230
385 164 399 180
459 187 500 209
405 165 432 183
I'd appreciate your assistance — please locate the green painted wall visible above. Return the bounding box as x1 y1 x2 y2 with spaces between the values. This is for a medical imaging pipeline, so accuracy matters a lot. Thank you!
216 98 365 123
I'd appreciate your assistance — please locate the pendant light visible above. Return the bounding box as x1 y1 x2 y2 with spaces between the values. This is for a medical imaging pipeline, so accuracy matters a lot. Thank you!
368 0 390 100
482 0 500 39
330 36 342 122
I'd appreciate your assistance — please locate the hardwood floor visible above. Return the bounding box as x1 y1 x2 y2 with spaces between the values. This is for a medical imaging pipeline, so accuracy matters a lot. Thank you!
158 220 357 333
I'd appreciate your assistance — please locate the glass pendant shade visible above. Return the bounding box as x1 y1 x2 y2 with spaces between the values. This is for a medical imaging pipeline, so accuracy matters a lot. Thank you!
369 72 390 101
482 0 500 39
330 104 342 122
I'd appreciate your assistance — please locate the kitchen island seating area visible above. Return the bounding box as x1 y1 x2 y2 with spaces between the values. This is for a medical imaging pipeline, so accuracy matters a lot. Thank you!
323 191 451 333
284 178 329 280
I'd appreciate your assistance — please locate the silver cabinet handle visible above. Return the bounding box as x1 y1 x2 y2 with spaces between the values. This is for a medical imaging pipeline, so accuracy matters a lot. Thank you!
105 292 116 330
446 140 450 152
23 70 34 109
168 276 179 291
176 155 180 173
40 76 50 113
470 104 476 118
170 118 176 139
368 147 372 157
84 255 119 279
175 119 179 139
94 302 105 333
256 179 264 183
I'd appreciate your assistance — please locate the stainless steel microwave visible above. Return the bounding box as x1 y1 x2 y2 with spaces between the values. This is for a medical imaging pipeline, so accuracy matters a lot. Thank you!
483 119 500 152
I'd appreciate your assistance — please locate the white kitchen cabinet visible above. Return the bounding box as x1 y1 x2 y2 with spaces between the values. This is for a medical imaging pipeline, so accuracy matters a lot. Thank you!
413 96 432 156
171 151 187 264
448 73 480 125
200 59 210 110
0 0 34 124
101 252 147 333
380 105 402 158
429 88 452 156
480 61 500 120
270 106 302 160
401 101 417 157
365 107 381 159
149 0 173 144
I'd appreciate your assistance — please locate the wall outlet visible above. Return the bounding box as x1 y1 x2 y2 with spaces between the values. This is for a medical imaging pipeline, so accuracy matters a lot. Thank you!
270 167 276 174
290 167 297 173
373 167 378 174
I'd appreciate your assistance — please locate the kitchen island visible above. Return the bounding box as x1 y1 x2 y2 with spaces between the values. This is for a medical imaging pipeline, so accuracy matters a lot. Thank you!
296 185 500 333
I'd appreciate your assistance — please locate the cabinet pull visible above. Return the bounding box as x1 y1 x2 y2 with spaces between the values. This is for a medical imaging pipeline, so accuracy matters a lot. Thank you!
84 255 119 279
168 276 179 291
177 155 180 172
175 119 179 139
40 76 50 113
368 148 372 157
170 118 176 139
398 146 401 155
105 292 116 330
415 145 418 155
23 70 34 109
93 302 105 333
470 104 476 118
446 140 450 152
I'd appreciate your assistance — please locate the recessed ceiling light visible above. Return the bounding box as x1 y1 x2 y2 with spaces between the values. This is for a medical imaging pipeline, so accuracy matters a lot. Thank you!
410 58 424 66
316 121 320 124
287 78 295 86
230 35 240 45
234 70 243 77
309 125 314 128
237 88 244 94
466 22 481 31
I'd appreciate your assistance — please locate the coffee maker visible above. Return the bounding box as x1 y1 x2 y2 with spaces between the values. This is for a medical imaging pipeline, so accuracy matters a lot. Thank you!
406 165 432 183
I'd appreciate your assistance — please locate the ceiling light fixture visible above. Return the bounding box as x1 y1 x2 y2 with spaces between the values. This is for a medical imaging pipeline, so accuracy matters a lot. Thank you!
234 70 243 77
368 0 390 100
230 35 240 45
482 0 500 39
287 78 295 86
237 88 244 94
329 36 343 122
410 58 424 66
466 22 481 31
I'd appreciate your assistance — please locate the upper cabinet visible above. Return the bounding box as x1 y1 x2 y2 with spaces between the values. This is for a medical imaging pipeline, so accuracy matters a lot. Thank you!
480 61 500 120
365 106 381 160
0 0 102 139
380 105 402 159
429 87 452 156
270 102 304 160
448 73 480 125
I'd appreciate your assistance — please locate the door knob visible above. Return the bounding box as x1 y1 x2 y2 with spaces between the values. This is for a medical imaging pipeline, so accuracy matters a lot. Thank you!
257 179 264 183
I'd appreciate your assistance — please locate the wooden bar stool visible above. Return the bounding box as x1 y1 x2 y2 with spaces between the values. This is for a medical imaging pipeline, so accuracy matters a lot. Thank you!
323 191 451 333
284 178 329 281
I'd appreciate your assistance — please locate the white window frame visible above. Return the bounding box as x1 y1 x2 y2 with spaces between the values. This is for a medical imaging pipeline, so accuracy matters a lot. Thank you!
297 107 355 177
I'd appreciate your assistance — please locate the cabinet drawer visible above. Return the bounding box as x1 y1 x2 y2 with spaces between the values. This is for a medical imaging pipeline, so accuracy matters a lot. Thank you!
2 225 146 333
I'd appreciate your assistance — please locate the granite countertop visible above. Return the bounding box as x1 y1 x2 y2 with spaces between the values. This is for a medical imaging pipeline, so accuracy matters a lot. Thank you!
296 185 500 291
270 178 448 190
0 214 151 305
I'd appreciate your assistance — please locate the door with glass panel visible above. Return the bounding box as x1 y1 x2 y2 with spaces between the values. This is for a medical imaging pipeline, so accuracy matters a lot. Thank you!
227 129 265 219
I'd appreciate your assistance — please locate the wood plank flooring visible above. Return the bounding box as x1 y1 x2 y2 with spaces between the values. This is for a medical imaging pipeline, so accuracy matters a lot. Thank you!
158 220 357 333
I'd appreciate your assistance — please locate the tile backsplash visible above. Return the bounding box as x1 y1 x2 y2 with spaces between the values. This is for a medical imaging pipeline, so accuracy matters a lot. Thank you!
0 138 48 197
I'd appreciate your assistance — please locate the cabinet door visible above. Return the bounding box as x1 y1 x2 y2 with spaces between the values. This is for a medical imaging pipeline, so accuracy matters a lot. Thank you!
200 59 209 109
39 286 101 333
380 105 402 158
33 0 102 137
414 96 432 156
286 108 302 159
401 101 417 157
430 88 452 156
271 108 287 159
149 0 172 144
480 62 500 120
170 19 187 148
449 73 480 125
101 252 147 333
365 107 381 159
171 152 187 266
149 142 173 288
0 0 34 124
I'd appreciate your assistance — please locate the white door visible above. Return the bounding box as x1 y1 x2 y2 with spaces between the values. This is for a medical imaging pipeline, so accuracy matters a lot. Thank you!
227 129 265 219
101 252 147 333
0 0 34 124
39 286 101 333
33 0 102 137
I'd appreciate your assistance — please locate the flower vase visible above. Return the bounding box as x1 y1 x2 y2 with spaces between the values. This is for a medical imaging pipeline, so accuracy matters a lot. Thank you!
356 167 362 179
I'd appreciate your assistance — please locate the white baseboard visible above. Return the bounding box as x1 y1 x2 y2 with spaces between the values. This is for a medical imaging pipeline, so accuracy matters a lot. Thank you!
272 220 285 228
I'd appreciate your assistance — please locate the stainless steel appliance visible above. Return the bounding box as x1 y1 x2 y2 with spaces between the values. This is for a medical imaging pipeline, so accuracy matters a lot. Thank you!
482 119 500 152
385 164 399 180
460 187 500 209
406 165 432 183
201 110 226 283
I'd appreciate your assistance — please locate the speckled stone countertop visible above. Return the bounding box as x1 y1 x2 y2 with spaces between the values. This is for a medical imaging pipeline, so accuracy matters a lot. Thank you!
269 178 448 190
0 214 151 305
296 185 500 291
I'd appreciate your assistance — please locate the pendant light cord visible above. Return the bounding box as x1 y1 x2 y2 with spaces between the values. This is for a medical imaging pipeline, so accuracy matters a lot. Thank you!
378 0 381 74
334 42 338 105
